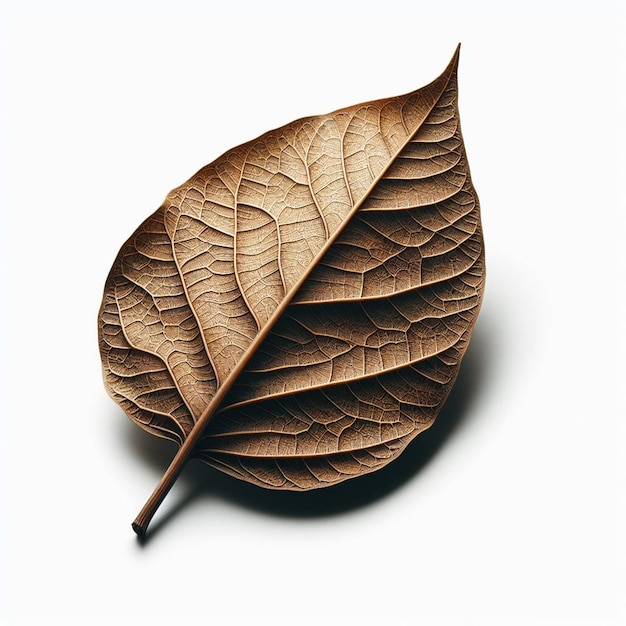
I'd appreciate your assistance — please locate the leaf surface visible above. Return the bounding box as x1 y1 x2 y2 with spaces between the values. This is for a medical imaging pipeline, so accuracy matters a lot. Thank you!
98 46 485 532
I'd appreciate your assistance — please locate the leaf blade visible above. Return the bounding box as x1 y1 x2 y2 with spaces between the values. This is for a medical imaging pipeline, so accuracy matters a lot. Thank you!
97 45 485 533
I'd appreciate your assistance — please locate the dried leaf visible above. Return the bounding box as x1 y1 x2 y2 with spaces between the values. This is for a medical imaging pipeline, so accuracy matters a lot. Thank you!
98 45 485 535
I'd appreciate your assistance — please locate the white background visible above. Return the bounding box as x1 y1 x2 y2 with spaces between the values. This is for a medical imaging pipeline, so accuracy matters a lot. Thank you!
1 2 625 625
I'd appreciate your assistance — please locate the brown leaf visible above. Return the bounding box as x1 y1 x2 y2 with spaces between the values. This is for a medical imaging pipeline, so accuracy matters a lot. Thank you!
98 45 485 535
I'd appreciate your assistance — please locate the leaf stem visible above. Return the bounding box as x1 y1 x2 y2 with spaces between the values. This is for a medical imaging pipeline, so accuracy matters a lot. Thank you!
131 439 192 536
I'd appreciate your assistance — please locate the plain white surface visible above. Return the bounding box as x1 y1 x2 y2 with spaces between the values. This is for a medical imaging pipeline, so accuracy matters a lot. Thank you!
1 3 625 625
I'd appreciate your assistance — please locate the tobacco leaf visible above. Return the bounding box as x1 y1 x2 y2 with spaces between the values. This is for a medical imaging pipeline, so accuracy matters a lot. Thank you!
98 45 485 534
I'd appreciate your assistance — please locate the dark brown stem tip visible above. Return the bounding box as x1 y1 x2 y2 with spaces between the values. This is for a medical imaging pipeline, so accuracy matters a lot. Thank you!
132 521 147 537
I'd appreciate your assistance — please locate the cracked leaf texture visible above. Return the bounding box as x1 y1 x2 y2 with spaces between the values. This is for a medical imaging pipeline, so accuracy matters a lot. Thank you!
98 48 484 490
